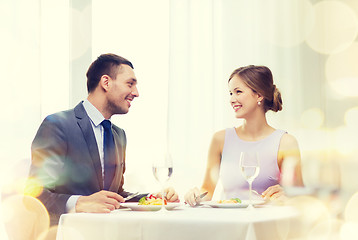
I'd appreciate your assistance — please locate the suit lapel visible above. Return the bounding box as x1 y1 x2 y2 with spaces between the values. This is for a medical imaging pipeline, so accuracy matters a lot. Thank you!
74 103 103 190
110 129 125 192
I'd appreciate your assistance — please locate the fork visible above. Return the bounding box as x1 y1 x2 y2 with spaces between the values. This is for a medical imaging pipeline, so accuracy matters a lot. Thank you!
195 191 208 201
252 190 261 196
193 191 208 206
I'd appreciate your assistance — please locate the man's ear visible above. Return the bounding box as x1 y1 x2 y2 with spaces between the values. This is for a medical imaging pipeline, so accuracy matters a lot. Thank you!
100 75 110 91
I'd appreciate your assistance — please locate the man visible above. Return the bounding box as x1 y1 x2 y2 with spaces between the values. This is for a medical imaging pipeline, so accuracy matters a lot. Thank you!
29 53 178 225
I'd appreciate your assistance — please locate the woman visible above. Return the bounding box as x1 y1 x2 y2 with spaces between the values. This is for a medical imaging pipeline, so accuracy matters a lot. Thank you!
185 65 303 206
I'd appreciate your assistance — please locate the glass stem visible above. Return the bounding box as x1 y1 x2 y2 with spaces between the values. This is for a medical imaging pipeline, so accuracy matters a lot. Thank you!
249 181 252 207
162 186 165 206
161 184 166 211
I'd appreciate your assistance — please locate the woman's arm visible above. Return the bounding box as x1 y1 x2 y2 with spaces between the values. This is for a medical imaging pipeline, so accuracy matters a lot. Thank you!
201 130 225 199
184 130 225 205
278 133 304 187
262 133 304 201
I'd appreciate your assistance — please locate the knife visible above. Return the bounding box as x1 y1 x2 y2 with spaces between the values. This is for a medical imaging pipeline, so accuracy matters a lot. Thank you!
124 192 140 201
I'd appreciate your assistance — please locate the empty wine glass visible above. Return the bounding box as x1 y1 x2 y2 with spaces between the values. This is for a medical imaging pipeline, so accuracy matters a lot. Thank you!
240 151 260 209
152 152 173 212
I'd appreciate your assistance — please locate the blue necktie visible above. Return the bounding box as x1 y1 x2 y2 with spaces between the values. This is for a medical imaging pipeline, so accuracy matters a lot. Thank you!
101 120 116 190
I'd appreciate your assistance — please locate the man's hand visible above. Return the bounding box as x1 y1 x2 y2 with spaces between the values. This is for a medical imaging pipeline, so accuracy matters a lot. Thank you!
154 187 179 202
76 190 124 213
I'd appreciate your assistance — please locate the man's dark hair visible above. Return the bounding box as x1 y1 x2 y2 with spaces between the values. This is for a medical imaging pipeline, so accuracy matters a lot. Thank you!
86 53 134 93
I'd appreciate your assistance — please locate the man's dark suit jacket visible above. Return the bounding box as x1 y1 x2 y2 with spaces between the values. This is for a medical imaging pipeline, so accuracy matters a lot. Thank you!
29 102 144 225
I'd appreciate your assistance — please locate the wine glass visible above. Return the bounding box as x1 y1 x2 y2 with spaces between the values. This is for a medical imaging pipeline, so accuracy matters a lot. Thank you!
152 152 173 212
240 151 260 209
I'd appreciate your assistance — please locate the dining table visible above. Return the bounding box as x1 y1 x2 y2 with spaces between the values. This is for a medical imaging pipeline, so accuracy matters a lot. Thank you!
56 202 302 240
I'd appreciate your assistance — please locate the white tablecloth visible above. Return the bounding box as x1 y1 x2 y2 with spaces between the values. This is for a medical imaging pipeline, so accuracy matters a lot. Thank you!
57 205 300 240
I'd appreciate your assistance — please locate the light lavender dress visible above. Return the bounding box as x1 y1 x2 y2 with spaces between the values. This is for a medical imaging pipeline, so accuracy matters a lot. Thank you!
219 127 286 199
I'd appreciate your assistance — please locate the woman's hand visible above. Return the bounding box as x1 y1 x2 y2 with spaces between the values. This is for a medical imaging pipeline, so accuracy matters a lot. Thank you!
261 184 287 202
184 187 202 206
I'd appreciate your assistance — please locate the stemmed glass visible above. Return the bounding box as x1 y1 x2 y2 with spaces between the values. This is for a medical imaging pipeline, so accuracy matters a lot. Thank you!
152 152 173 212
240 151 260 209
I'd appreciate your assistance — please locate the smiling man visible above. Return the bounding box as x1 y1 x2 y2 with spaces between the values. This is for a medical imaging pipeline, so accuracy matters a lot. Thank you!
29 54 178 225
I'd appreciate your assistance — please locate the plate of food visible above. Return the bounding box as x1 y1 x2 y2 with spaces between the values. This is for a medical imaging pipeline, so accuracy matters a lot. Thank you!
120 195 181 211
202 198 265 208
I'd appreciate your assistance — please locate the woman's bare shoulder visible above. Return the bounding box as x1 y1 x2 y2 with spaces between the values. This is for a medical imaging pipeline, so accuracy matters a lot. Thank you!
280 133 299 150
211 129 226 143
279 133 301 161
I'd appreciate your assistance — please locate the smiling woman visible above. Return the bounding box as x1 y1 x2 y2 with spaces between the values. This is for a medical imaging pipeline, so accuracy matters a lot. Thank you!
184 65 304 206
228 66 282 116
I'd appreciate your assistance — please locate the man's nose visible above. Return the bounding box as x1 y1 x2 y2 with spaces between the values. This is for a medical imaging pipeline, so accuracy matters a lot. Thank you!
132 86 139 97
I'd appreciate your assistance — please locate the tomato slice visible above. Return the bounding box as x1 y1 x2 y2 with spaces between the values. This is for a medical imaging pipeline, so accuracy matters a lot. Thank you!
147 194 157 200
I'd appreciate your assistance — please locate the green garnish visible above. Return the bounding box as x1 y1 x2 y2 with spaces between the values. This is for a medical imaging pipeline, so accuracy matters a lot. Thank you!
231 198 241 203
138 196 146 204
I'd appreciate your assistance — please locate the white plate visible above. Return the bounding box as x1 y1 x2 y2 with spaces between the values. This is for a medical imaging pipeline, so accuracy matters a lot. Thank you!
120 202 181 211
202 200 265 208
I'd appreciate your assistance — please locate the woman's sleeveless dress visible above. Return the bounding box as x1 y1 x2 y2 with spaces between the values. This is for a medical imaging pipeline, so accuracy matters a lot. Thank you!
219 127 286 199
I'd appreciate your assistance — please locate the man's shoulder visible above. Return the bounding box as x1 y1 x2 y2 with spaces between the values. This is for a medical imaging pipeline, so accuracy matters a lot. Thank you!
46 103 84 120
112 124 125 135
111 124 126 146
45 108 75 122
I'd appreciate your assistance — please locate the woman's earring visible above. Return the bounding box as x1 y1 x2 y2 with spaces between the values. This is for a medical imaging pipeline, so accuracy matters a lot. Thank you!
258 101 261 106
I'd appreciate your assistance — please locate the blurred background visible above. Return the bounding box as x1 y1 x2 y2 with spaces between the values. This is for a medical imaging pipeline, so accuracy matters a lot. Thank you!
1 0 358 238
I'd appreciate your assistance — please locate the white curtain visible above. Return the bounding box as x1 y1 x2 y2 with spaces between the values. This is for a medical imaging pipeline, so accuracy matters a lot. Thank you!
0 0 70 190
1 1 70 239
